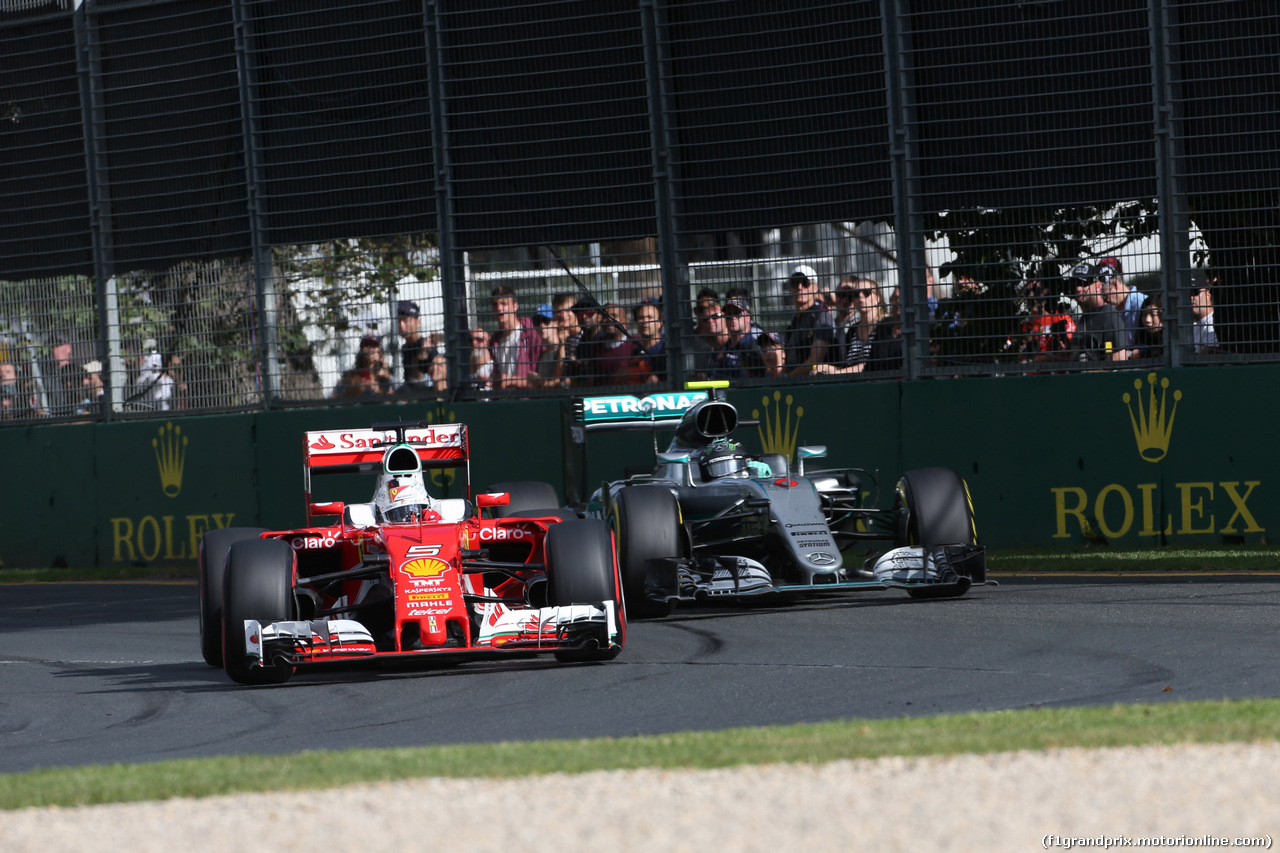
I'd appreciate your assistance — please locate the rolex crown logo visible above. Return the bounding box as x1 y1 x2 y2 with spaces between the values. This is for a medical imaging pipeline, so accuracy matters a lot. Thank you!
752 391 804 461
153 422 188 497
1123 372 1181 463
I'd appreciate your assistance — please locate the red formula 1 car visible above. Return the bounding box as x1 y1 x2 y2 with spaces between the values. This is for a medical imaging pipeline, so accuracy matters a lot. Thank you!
198 421 625 685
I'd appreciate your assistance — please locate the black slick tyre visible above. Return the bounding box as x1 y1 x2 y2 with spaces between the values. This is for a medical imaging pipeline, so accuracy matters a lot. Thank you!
610 486 680 619
221 538 296 685
199 527 267 667
893 467 977 600
544 519 624 662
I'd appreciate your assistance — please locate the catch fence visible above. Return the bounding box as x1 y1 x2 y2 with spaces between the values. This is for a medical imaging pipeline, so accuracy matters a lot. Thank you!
0 0 1276 422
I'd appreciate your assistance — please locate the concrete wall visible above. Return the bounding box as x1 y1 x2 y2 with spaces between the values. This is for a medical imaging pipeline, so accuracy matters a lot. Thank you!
1 366 1269 568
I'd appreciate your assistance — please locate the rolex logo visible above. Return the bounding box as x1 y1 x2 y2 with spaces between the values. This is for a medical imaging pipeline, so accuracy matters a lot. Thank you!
1123 373 1181 463
752 391 804 461
152 422 188 497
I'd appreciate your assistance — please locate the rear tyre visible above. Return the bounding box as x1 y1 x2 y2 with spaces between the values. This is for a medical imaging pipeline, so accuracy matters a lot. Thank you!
222 538 296 685
893 467 977 600
198 527 267 667
484 481 560 518
544 519 624 662
610 487 681 619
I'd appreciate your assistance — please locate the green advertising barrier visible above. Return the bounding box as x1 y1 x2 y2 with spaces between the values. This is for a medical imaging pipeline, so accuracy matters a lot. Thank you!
899 365 1273 548
0 366 1271 568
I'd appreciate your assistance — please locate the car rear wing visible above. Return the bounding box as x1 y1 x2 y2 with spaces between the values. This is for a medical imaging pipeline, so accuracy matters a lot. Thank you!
304 422 468 471
303 422 471 522
576 390 711 433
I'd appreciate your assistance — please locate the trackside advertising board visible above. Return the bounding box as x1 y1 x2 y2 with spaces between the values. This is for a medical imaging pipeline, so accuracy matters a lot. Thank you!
0 367 1274 566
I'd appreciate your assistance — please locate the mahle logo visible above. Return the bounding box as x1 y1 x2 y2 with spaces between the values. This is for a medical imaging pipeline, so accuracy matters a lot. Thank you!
1123 373 1181 463
753 391 803 461
153 422 188 498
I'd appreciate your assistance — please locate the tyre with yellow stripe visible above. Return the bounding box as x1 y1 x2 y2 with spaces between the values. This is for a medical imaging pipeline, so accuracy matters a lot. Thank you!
609 486 680 619
893 467 977 549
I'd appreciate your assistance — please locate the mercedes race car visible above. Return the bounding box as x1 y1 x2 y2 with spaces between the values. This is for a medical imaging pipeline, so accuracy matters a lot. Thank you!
198 421 625 685
566 388 994 618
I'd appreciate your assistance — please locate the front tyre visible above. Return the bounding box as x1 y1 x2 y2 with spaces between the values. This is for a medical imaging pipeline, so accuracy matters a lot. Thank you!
198 527 267 667
221 538 296 685
544 519 624 662
610 487 681 619
894 467 977 549
893 467 978 600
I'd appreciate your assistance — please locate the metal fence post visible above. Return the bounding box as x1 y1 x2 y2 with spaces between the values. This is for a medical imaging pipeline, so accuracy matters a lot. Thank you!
74 4 121 418
1149 0 1188 369
232 0 280 406
641 0 684 390
881 0 924 380
424 1 466 396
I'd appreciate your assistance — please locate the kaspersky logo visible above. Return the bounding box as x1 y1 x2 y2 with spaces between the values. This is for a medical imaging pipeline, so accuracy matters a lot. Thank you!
1124 373 1181 463
153 422 188 498
753 391 803 461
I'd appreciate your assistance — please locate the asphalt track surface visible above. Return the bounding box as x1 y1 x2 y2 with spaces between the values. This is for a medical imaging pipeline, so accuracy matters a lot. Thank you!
2 574 1280 775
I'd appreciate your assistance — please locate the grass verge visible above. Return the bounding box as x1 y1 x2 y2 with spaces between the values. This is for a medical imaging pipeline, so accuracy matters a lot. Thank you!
3 698 1279 811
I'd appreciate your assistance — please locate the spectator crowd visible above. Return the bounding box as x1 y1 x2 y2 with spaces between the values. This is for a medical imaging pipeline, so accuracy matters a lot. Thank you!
324 258 1221 401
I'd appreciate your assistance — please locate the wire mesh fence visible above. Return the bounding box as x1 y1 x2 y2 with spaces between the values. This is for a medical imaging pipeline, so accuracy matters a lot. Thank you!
1 0 1276 423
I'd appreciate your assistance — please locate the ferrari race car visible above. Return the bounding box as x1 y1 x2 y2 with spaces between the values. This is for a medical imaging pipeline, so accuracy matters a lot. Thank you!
198 421 625 685
568 388 994 618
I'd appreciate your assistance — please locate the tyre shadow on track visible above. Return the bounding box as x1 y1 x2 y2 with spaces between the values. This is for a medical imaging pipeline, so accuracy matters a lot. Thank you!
51 656 582 693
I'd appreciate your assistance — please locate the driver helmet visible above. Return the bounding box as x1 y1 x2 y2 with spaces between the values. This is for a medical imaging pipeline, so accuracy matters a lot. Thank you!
376 444 436 523
700 438 749 480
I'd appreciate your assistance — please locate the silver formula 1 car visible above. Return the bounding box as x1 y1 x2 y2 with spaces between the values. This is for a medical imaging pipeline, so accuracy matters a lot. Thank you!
566 388 994 618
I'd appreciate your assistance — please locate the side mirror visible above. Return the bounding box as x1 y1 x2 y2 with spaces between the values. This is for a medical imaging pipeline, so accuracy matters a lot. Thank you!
795 446 827 477
309 500 345 517
475 492 511 508
657 451 691 464
344 503 377 528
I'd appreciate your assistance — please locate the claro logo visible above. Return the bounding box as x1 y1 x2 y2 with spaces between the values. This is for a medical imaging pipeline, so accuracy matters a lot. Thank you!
1052 373 1262 541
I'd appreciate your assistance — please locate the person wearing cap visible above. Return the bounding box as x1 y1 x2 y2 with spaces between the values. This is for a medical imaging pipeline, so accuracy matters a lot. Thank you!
710 296 764 381
757 331 787 378
1097 257 1142 349
1069 262 1130 363
783 265 834 376
76 359 105 417
489 284 544 389
396 300 436 387
725 286 765 339
1189 270 1218 353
